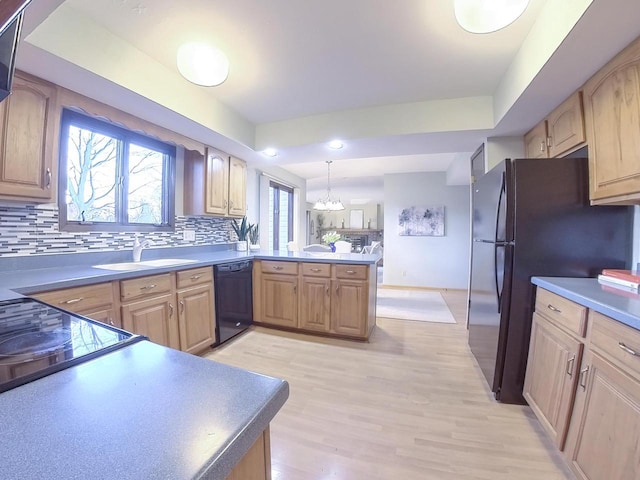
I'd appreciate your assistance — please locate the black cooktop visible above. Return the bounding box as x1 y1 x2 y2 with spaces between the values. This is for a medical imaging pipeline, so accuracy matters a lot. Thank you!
0 297 143 393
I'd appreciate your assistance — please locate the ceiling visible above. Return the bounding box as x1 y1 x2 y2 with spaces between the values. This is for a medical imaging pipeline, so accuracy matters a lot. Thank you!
15 0 640 202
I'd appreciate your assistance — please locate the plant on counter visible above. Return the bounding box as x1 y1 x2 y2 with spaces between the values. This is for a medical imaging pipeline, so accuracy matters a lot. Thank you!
232 217 251 251
248 223 260 250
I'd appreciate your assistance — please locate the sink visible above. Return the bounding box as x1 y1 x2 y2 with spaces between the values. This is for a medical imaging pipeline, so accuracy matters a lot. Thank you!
93 258 198 271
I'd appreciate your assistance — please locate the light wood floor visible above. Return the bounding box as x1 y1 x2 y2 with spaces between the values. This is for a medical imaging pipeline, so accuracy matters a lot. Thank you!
205 290 573 480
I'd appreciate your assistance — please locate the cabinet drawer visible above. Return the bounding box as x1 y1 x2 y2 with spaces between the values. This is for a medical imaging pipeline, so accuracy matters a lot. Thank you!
334 264 368 280
261 260 298 275
535 288 587 337
33 283 114 312
176 267 213 289
121 273 173 302
590 311 640 380
301 262 331 277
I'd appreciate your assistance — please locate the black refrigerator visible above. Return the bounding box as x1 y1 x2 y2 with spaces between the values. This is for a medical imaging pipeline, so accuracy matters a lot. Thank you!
468 156 631 404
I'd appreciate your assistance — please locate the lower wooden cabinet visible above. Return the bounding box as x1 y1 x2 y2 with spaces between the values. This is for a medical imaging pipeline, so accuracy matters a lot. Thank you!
524 312 582 449
254 260 376 340
121 293 180 350
177 283 216 354
260 274 299 329
226 428 271 480
526 286 640 480
32 281 121 328
564 350 640 480
299 276 331 332
331 278 368 337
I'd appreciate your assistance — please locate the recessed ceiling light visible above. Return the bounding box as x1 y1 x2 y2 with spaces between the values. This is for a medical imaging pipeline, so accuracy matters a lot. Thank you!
454 0 529 34
328 140 343 150
177 42 229 86
263 148 278 157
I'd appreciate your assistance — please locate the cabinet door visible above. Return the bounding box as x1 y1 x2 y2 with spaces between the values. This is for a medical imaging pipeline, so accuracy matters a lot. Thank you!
523 313 582 450
121 293 180 350
299 277 330 332
524 121 548 158
547 91 586 158
261 274 298 328
583 39 640 203
0 73 57 201
205 147 229 215
330 279 367 337
228 156 247 217
177 284 216 354
80 307 121 329
565 351 640 480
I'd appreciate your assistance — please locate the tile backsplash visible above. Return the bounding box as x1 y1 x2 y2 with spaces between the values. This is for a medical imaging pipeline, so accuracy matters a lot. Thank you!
0 203 235 257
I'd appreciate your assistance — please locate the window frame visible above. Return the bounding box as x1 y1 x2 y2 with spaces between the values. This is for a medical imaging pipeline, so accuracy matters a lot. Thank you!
269 181 294 250
58 108 176 233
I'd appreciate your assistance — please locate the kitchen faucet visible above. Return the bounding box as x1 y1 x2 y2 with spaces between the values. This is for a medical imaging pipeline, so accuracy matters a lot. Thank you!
132 236 151 262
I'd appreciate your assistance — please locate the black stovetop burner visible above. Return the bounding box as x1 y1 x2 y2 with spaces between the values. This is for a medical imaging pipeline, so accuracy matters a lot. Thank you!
0 297 143 393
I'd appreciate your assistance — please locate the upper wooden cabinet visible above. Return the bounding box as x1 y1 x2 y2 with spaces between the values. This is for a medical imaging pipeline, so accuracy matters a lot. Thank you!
524 121 549 158
0 72 58 202
184 147 247 218
524 91 585 160
583 35 640 205
547 92 586 158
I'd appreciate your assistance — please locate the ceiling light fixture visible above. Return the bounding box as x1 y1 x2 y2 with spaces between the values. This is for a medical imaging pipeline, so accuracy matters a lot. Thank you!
328 140 343 150
454 0 529 34
176 42 229 86
263 148 278 157
313 160 345 211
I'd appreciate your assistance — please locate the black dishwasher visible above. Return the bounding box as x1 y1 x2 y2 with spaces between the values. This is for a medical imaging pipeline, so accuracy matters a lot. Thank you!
213 260 253 345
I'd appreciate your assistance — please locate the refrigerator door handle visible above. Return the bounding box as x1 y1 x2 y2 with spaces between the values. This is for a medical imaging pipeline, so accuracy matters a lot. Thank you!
495 244 502 313
494 172 506 243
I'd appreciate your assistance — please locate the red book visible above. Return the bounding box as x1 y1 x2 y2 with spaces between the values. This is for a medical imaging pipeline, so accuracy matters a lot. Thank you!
601 269 640 283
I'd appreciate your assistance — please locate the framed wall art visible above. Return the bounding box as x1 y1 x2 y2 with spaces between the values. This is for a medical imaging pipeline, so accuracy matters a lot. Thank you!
398 206 445 236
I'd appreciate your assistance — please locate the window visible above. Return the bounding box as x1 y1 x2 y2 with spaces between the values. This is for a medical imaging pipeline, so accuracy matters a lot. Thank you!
268 181 293 250
58 109 175 232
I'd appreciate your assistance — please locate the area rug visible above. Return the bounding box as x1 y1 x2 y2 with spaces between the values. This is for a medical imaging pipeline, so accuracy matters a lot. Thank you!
376 288 456 323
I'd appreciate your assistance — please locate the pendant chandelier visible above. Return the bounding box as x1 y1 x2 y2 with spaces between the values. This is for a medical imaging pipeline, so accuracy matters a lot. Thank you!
313 160 345 211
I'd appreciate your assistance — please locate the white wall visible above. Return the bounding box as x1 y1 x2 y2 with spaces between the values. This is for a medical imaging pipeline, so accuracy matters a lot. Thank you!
485 136 524 171
383 172 470 289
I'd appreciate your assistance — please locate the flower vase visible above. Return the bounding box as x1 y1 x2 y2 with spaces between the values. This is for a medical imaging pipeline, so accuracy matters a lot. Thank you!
329 242 336 252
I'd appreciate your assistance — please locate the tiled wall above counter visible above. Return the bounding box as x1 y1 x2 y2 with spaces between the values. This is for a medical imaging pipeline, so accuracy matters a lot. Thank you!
0 202 235 257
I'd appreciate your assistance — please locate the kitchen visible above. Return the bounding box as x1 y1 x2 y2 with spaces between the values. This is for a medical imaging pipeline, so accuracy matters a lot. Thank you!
2 2 638 478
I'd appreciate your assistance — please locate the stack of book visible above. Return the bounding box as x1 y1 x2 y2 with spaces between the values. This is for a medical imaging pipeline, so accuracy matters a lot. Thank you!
597 269 640 293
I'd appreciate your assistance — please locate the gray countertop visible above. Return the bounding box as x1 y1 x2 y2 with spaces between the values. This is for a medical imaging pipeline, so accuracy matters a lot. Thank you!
0 247 381 296
532 277 640 331
0 340 289 479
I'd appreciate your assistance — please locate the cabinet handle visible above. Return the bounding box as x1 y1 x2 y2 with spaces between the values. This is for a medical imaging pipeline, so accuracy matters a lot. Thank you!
169 303 174 317
326 286 329 296
539 140 545 153
224 200 228 208
311 268 321 272
140 284 157 291
180 300 185 314
229 200 234 208
46 168 52 189
273 266 283 270
579 366 590 391
61 297 83 304
618 342 640 357
566 355 576 377
547 304 562 313
335 285 340 295
108 318 114 326
293 285 297 294
546 136 552 148
189 275 202 280
346 270 355 274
